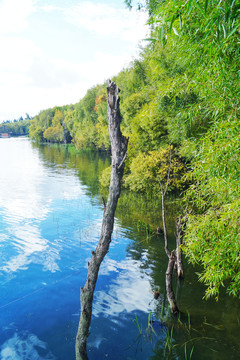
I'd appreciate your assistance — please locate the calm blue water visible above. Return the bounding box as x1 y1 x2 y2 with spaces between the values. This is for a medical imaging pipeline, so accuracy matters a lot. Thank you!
0 137 239 360
0 138 157 359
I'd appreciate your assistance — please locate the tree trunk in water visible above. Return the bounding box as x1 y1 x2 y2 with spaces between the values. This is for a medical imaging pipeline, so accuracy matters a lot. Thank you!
166 250 179 314
75 80 128 360
176 216 184 278
162 191 179 314
159 165 179 314
161 192 170 258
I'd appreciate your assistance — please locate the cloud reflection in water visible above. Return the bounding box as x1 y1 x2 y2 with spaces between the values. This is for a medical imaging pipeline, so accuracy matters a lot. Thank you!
0 331 56 360
94 256 153 317
0 138 86 276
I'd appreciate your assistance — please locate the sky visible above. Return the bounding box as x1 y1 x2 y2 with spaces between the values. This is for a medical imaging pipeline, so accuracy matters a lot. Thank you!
0 0 148 121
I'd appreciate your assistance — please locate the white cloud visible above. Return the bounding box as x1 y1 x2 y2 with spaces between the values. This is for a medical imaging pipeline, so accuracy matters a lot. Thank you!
39 4 61 13
88 51 133 79
0 36 41 75
0 0 148 120
0 45 133 119
0 0 37 34
0 36 43 118
39 1 148 44
63 2 148 43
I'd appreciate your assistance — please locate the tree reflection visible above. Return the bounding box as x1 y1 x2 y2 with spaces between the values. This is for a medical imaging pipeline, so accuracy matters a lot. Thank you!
31 142 110 196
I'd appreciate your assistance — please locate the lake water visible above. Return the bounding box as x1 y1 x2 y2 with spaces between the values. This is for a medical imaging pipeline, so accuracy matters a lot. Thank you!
0 137 239 360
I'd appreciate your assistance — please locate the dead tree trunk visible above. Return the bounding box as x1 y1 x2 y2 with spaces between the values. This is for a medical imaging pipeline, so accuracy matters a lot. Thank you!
165 250 179 314
158 149 180 314
176 216 184 278
75 80 128 360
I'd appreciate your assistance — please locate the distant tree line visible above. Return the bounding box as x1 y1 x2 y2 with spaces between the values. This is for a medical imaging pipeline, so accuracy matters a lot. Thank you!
0 114 32 136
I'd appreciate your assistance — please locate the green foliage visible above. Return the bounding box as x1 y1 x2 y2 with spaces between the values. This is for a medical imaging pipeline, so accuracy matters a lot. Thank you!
185 117 240 212
70 87 100 149
121 91 146 129
52 109 64 127
42 109 65 143
183 116 240 298
125 147 187 194
29 123 44 142
129 98 168 151
43 123 64 143
99 165 111 188
184 200 240 299
95 88 110 150
30 108 54 141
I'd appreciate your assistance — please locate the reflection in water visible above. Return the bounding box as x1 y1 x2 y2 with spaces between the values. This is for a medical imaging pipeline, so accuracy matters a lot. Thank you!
0 138 239 360
94 256 153 316
33 142 110 196
0 139 85 277
0 331 56 360
1 223 58 274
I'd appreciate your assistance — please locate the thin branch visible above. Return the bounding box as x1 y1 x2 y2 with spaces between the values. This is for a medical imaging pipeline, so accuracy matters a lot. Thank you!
117 150 128 170
158 177 170 258
164 147 172 196
176 215 184 278
158 178 164 195
102 196 106 210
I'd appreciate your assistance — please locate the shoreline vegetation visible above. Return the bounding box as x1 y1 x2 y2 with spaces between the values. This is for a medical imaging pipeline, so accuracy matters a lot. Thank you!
8 1 240 300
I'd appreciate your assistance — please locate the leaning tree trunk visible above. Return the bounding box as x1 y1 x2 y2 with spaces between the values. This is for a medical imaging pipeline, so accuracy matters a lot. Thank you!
75 80 128 360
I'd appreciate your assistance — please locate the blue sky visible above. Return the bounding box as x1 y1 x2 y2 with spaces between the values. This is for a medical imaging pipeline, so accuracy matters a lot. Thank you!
0 0 148 121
